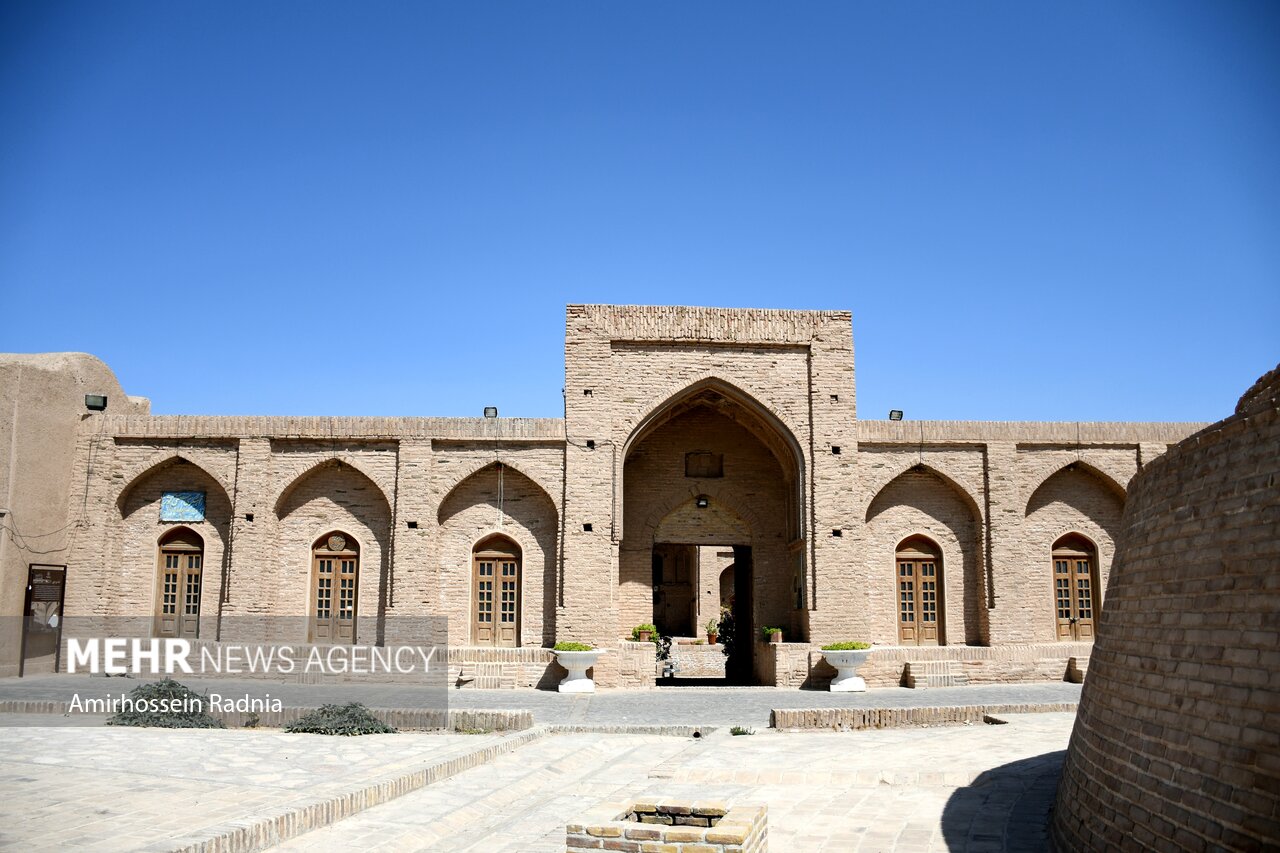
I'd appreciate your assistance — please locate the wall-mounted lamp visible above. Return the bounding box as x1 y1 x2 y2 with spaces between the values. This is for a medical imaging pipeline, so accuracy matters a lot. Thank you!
85 394 108 411
889 409 904 421
695 495 709 509
483 406 498 418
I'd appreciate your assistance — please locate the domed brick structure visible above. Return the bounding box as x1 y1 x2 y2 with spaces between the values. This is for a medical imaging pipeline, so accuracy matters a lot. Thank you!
1051 365 1280 850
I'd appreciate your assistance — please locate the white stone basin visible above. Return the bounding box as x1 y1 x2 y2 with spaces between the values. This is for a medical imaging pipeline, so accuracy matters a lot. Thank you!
555 649 605 693
823 649 871 692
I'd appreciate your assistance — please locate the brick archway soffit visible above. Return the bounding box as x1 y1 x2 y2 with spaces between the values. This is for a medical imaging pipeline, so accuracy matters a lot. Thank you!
1024 461 1128 517
864 463 985 525
272 458 393 518
618 375 807 542
436 460 560 524
116 452 235 516
620 375 805 469
642 485 763 545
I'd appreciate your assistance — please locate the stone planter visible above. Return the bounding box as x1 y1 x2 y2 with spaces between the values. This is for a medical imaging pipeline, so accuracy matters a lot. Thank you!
823 648 871 692
555 649 605 693
767 632 783 644
636 630 652 643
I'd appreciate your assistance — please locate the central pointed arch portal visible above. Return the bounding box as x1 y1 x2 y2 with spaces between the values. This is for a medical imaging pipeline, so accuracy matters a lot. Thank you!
619 378 807 684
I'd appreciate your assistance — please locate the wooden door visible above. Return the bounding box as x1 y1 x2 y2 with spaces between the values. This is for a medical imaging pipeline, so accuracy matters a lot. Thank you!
311 534 358 644
156 530 203 639
896 540 942 645
473 543 520 646
1054 546 1096 640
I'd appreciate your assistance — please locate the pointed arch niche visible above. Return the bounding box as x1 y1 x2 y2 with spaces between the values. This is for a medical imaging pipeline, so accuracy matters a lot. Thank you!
116 456 232 638
866 466 985 645
276 460 392 645
437 462 558 647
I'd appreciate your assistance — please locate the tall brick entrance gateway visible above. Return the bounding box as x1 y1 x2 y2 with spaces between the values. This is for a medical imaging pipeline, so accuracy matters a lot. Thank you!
0 307 1209 686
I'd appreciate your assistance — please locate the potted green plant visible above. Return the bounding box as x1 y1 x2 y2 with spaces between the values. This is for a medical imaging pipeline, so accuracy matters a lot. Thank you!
705 618 719 644
552 642 605 693
762 626 783 644
631 623 657 643
820 641 872 692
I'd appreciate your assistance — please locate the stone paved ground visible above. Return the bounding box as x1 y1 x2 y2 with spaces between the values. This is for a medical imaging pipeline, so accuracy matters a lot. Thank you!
0 727 500 853
271 713 1074 852
0 674 1080 727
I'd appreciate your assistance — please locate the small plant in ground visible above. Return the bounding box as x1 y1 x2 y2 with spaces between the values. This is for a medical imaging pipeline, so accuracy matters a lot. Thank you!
730 726 755 736
455 727 492 735
553 641 593 652
821 641 871 651
107 678 225 729
285 702 395 736
243 712 260 728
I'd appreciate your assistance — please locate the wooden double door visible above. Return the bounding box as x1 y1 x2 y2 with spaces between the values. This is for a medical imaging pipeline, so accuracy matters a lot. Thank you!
1054 540 1097 641
156 528 204 639
472 538 521 646
311 533 358 644
896 538 942 645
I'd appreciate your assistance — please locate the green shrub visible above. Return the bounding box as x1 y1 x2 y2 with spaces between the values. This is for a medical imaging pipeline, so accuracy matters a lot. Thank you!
554 641 593 652
821 641 871 651
630 623 658 644
285 702 395 736
730 726 755 736
107 678 225 729
761 626 782 638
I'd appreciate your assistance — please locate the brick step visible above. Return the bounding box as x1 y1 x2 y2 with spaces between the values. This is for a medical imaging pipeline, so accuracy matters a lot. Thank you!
904 660 969 689
1066 656 1089 684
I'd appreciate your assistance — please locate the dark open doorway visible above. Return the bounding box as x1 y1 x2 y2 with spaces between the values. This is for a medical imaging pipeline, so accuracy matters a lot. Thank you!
653 543 753 685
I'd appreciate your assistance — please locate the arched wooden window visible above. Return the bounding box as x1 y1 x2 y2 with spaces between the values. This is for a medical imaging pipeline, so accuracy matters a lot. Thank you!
311 532 358 644
896 535 943 645
1053 533 1098 641
473 535 520 647
156 527 203 639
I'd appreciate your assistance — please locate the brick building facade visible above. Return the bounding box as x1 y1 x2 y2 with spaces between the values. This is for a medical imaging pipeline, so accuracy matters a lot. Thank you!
0 306 1206 686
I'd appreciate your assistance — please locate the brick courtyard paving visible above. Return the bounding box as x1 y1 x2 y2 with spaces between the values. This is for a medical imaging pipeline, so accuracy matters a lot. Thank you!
0 727 502 852
270 713 1074 852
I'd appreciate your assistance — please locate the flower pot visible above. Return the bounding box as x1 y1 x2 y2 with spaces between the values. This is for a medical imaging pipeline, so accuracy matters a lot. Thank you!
555 649 605 693
822 649 871 692
767 632 782 644
707 633 718 644
637 630 652 643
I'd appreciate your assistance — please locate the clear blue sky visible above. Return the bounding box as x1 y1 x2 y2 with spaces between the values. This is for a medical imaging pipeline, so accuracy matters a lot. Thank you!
2 2 1276 422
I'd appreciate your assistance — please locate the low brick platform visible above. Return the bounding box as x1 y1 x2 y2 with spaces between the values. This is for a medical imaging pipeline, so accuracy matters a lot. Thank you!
568 799 766 853
770 702 1078 730
801 642 1093 689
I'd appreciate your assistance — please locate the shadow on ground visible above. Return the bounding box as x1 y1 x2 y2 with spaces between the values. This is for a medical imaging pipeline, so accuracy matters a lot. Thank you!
941 749 1065 852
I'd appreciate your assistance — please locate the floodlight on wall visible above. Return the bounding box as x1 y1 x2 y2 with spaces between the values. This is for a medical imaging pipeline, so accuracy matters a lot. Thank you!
696 495 709 509
483 406 498 418
85 394 108 411
889 409 904 421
